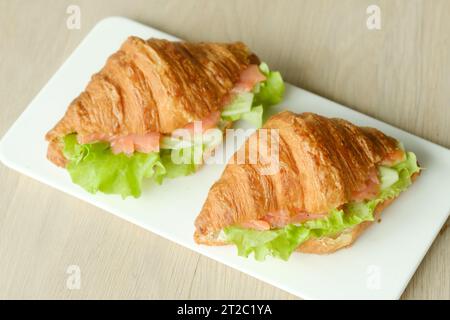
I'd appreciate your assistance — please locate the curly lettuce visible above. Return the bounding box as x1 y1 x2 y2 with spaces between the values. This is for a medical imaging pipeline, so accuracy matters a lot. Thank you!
63 134 165 198
224 152 420 261
253 62 285 106
63 134 212 198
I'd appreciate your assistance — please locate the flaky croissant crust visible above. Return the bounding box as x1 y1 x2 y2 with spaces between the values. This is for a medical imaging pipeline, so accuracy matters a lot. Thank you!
195 111 400 235
45 37 258 166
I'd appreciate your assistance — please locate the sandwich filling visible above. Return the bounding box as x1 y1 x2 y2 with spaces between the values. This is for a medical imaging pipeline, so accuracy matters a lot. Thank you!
61 63 284 198
221 149 420 261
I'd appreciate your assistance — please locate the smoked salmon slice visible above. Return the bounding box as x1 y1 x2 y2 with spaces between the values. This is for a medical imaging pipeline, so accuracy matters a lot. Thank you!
351 168 380 202
110 133 160 155
240 210 328 230
381 149 406 166
232 64 266 93
173 111 222 137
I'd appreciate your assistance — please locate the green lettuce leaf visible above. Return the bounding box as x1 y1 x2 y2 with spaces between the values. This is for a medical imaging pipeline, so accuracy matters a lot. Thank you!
379 152 420 201
63 125 227 197
221 92 254 121
221 62 285 128
240 105 264 128
159 130 222 179
225 225 310 261
253 62 285 107
63 134 165 198
224 151 420 261
159 147 199 180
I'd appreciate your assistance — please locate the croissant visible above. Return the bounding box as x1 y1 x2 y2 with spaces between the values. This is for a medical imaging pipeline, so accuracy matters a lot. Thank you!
45 37 284 198
194 111 420 259
46 37 262 166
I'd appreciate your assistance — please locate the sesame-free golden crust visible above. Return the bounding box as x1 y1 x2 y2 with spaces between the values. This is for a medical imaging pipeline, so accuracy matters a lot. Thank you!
194 111 401 237
45 37 257 166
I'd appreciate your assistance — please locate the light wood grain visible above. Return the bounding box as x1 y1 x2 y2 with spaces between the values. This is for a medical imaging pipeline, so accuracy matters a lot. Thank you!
0 0 448 300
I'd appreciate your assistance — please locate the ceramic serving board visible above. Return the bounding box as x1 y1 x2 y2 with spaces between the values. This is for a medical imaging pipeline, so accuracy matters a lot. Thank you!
1 16 449 300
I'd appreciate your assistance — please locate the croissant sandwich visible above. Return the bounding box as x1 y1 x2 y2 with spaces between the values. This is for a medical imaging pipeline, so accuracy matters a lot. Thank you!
194 111 420 260
45 37 285 198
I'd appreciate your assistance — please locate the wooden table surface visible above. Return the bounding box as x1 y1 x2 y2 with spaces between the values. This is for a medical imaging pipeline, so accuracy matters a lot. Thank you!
1 0 449 299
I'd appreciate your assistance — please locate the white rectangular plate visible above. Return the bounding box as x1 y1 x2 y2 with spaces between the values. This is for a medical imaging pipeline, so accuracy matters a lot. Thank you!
1 16 449 300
